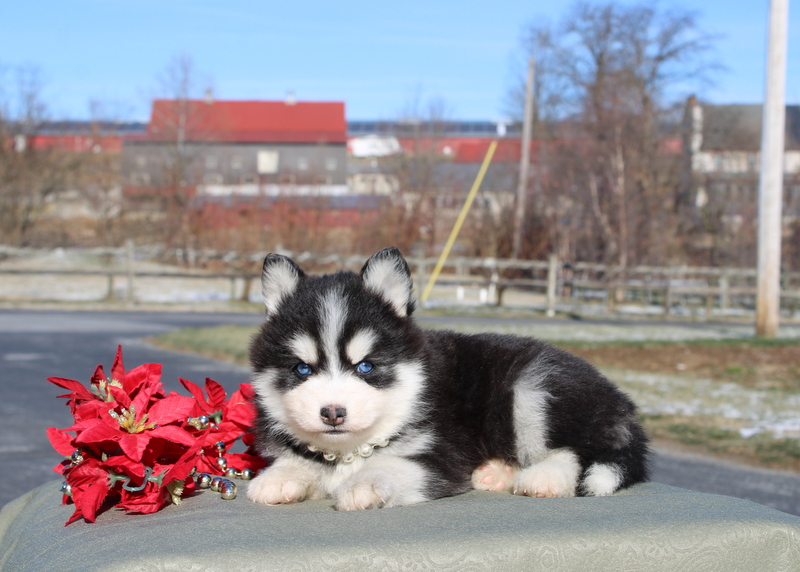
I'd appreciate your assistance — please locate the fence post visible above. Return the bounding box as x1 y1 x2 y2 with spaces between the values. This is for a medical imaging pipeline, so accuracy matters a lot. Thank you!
415 258 426 301
486 259 499 305
606 267 616 312
241 276 253 302
105 273 114 301
781 269 789 313
546 253 558 317
126 239 135 304
720 274 730 310
229 277 237 303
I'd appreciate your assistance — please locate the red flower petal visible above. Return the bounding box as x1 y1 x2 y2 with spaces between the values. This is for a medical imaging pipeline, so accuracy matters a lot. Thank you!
204 378 228 408
111 344 125 382
47 427 76 456
65 510 84 526
194 456 219 475
119 433 151 462
53 459 70 475
147 394 196 425
225 390 257 427
63 417 104 433
47 376 95 401
118 482 167 514
148 425 198 448
122 363 163 396
73 401 113 423
130 376 163 416
90 364 107 385
163 438 205 483
104 455 146 479
179 377 209 410
74 421 122 445
64 459 110 525
239 382 256 402
107 384 131 407
72 480 109 523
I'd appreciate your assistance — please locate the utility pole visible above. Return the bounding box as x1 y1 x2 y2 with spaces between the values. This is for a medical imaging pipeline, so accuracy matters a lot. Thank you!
756 0 789 338
512 57 535 260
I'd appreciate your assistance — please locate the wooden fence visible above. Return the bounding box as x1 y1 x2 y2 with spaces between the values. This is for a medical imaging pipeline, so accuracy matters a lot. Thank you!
1 245 799 316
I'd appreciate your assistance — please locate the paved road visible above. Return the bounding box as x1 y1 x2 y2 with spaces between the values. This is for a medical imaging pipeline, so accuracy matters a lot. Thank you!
1 309 799 516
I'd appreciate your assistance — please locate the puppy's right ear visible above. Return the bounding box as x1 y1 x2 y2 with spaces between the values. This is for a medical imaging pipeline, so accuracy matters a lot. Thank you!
361 246 415 317
261 254 304 317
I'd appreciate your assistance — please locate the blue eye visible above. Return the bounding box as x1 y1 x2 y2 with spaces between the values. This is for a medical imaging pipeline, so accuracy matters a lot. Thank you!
356 361 374 374
295 363 312 376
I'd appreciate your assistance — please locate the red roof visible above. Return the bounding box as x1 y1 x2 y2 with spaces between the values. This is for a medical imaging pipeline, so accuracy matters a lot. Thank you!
147 99 347 144
394 137 540 163
17 135 123 153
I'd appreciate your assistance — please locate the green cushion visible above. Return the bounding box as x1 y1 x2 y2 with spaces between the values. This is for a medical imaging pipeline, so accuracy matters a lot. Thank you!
2 480 799 571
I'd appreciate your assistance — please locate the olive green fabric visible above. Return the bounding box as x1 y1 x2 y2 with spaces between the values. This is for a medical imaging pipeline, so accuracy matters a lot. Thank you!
1 481 799 571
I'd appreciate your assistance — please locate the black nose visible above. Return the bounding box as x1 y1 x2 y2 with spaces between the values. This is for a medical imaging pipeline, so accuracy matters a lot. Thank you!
320 405 347 426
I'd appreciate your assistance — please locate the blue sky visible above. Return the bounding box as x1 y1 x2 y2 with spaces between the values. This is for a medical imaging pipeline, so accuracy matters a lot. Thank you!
1 0 798 121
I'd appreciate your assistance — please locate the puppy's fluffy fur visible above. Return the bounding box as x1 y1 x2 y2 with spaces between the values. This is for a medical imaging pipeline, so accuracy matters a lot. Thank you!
247 247 649 510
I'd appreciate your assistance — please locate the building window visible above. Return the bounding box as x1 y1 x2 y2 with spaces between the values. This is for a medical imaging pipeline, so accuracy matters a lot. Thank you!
135 155 147 167
204 173 223 184
297 157 309 171
231 155 243 170
325 157 337 171
257 150 279 174
241 174 256 184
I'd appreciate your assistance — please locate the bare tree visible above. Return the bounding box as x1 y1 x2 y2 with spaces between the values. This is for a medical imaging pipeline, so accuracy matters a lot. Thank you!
512 1 718 266
381 94 456 255
140 55 215 256
0 66 81 245
69 99 132 245
507 21 570 134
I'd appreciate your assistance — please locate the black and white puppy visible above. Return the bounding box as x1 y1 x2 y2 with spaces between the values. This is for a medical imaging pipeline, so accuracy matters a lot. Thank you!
247 247 649 510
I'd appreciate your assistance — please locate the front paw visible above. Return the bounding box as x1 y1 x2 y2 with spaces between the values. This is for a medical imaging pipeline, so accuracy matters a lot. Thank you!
334 479 392 511
246 467 313 505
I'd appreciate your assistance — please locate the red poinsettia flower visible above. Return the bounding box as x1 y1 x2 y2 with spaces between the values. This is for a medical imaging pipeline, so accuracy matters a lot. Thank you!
47 346 264 525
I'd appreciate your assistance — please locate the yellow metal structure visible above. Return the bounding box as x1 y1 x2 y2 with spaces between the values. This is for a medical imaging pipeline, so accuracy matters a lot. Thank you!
420 140 498 302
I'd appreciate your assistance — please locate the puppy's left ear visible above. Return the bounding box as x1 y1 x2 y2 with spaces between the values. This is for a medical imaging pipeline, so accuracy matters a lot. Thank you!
361 247 415 317
261 253 305 317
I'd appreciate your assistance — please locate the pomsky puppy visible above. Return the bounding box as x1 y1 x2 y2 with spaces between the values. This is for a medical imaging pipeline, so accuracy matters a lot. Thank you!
247 247 649 510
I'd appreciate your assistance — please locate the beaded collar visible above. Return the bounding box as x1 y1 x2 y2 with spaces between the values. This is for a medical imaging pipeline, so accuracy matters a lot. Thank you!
307 437 390 463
